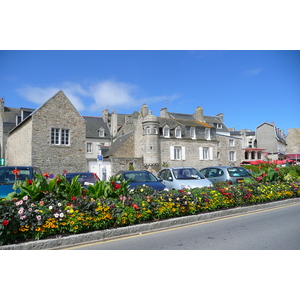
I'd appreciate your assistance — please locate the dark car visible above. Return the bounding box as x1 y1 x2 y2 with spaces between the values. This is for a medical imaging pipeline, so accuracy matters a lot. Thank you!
65 172 100 186
0 166 42 198
116 170 168 190
199 166 253 185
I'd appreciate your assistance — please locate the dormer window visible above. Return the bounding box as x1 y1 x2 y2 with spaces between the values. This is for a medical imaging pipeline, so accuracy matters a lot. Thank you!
146 127 151 134
153 127 158 134
163 125 170 138
205 128 211 140
98 127 105 137
175 127 182 138
190 127 196 139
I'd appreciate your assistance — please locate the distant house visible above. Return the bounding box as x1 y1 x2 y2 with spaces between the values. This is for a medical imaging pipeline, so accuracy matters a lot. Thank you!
5 91 87 175
256 122 287 160
230 129 267 163
84 116 111 180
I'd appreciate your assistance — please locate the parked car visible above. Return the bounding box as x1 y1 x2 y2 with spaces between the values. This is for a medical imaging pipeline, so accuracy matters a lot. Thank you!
199 166 253 185
0 166 42 198
157 167 213 190
116 170 168 190
65 172 100 186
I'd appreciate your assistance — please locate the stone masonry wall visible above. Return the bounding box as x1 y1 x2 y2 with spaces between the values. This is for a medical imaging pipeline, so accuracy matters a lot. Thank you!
6 119 33 166
31 92 86 175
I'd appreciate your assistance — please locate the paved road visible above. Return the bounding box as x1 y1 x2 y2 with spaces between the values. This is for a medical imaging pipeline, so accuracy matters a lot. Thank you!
64 202 300 250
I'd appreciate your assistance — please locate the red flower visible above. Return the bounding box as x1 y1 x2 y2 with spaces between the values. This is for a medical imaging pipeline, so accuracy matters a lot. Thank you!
43 173 49 178
262 173 266 177
275 168 279 171
12 169 20 174
132 204 139 210
111 181 115 186
2 220 9 226
27 179 33 185
71 196 77 201
114 184 121 190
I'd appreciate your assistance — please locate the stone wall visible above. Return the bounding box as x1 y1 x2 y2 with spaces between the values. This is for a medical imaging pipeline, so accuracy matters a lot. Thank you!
286 128 300 153
31 92 86 175
6 119 33 166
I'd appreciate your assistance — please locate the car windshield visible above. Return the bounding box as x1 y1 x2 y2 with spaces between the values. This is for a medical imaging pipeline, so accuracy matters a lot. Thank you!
227 167 249 177
0 167 32 184
66 173 97 183
124 172 158 183
173 168 205 180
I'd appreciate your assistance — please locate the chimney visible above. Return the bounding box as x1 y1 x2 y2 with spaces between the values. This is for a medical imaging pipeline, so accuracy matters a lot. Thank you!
160 107 169 118
140 104 149 118
194 107 204 122
217 113 224 123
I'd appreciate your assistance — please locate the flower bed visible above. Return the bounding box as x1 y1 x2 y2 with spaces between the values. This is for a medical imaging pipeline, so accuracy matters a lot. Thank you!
1 172 300 246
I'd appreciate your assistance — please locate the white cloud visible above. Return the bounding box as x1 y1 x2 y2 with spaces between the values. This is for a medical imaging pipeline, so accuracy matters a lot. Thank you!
89 80 139 111
243 68 263 76
17 80 181 114
17 85 59 105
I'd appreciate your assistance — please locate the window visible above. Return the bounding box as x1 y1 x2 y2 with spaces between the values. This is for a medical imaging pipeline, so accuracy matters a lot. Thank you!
205 128 211 140
51 128 70 146
170 146 186 160
199 147 213 160
87 143 92 153
146 126 151 134
175 127 182 138
229 151 236 161
229 139 235 147
153 127 158 134
98 127 105 137
190 127 196 139
163 126 170 138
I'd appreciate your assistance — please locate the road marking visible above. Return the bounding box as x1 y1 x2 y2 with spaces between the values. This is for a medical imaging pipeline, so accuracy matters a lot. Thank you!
60 202 300 250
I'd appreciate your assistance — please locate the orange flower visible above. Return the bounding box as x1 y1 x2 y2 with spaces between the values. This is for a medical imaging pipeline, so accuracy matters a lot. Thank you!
12 169 20 174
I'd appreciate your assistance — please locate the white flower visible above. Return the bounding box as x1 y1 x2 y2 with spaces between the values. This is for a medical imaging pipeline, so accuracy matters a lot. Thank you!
49 206 53 210
54 213 59 218
18 207 24 214
59 213 64 218
58 203 62 207
28 208 32 212
23 196 28 200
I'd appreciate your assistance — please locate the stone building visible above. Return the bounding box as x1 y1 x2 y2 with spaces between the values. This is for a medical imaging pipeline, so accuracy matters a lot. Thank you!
286 128 300 162
104 104 243 175
5 91 87 175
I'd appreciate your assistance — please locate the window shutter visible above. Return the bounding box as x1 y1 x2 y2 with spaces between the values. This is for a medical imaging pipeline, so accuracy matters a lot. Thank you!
209 147 213 160
170 146 175 160
199 147 203 160
182 147 186 160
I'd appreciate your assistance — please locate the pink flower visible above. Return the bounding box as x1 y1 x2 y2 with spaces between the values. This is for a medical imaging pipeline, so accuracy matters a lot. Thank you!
36 215 42 221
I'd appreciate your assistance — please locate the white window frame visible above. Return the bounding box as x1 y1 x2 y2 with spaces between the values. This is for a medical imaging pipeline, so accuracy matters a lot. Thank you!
229 139 235 147
170 146 186 161
199 147 213 160
98 127 105 137
205 128 211 140
190 127 196 139
87 142 92 153
51 128 70 146
229 151 236 161
175 127 182 138
163 126 170 138
146 126 151 134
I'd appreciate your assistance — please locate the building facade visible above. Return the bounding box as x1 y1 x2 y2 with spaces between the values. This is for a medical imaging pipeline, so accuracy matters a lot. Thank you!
5 91 87 175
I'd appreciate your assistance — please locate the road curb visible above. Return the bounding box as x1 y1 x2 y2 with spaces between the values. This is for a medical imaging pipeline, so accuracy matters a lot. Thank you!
1 198 300 250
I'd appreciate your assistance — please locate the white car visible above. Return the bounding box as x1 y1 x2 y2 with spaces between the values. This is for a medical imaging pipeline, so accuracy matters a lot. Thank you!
157 167 213 190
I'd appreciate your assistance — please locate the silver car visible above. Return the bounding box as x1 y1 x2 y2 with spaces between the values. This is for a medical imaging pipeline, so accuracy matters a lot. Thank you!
157 167 213 190
199 166 253 185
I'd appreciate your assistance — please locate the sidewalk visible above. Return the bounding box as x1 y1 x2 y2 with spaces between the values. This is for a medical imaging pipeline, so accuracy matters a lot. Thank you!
1 197 300 250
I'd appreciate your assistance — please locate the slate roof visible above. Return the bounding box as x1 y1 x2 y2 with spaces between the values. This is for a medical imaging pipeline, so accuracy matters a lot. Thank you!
104 131 133 157
83 116 111 139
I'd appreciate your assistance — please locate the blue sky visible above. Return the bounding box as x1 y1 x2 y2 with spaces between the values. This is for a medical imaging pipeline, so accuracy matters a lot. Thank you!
0 50 299 133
